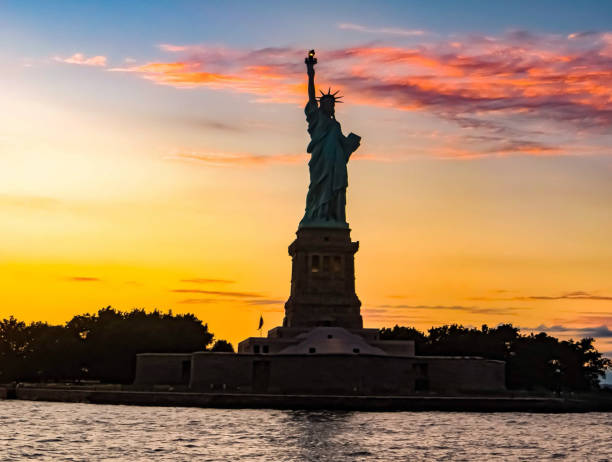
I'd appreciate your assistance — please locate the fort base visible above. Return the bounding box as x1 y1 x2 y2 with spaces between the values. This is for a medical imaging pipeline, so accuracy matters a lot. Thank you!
134 227 506 395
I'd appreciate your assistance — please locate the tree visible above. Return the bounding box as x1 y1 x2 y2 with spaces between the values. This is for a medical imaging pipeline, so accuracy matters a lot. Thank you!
379 323 611 391
0 317 29 382
211 340 234 352
379 325 427 353
0 307 214 383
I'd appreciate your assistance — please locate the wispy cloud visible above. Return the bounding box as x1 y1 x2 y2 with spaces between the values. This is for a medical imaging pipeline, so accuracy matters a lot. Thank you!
523 324 612 338
0 194 61 210
190 119 243 132
338 23 425 37
375 304 526 315
473 291 612 302
179 278 235 284
108 31 612 158
362 310 437 323
54 53 107 67
158 44 190 52
566 314 612 326
523 291 612 301
171 288 264 298
175 296 284 312
568 31 599 40
165 151 307 166
66 276 101 282
244 299 284 306
176 298 218 304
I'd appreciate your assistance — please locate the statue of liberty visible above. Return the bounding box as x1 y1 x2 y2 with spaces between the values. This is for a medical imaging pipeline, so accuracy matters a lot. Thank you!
299 50 361 229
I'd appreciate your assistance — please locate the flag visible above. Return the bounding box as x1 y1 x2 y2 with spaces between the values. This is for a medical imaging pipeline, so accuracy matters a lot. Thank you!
258 315 264 330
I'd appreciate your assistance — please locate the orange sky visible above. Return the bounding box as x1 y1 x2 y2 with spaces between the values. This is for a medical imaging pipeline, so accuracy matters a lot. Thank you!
1 3 611 360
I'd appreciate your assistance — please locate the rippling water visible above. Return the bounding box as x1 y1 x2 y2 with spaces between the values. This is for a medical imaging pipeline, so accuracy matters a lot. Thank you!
1 401 611 461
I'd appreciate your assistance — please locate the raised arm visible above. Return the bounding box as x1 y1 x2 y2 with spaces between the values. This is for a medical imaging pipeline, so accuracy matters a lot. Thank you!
305 50 317 103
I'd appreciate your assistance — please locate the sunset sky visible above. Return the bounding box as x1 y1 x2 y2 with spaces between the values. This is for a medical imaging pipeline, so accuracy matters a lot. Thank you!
2 1 611 373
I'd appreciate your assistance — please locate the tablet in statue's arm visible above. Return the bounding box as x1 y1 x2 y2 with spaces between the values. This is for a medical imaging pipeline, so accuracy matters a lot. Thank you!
346 132 361 153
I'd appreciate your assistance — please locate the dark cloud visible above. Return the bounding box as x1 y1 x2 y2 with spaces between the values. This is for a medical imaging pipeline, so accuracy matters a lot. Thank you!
472 291 612 302
376 304 525 315
176 297 284 312
362 308 390 314
177 298 218 304
529 324 572 332
178 117 244 132
524 291 612 301
244 299 284 306
523 324 612 338
361 312 432 322
171 289 263 298
347 76 612 130
179 278 235 284
589 326 612 337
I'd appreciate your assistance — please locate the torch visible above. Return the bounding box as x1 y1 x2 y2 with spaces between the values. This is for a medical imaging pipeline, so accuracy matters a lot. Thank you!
306 49 317 66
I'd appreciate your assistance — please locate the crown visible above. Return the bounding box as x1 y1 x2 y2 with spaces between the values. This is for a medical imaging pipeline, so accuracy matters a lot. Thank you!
317 87 343 103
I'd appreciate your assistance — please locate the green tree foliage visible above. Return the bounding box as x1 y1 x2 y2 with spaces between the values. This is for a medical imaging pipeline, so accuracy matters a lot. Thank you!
0 307 213 383
380 323 611 391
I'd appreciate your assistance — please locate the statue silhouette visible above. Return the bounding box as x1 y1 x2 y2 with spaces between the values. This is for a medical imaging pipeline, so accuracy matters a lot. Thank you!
300 50 361 228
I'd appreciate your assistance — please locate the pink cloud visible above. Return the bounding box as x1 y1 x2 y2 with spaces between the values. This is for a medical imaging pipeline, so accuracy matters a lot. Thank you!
164 149 387 166
158 44 190 52
165 150 307 166
337 23 425 37
109 31 612 158
116 34 612 125
55 53 107 67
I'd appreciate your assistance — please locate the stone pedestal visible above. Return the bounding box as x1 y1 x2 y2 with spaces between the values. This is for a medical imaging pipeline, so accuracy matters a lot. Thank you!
283 227 362 329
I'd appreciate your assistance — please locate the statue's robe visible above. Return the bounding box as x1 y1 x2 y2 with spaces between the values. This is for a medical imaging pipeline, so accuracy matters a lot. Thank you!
300 100 358 227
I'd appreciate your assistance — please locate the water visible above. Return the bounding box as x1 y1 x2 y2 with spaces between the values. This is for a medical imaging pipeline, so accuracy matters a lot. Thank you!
1 401 611 461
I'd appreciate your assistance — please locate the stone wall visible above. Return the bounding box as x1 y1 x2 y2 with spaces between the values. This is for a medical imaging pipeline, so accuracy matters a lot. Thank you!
190 352 253 391
370 340 415 356
134 353 193 385
187 353 505 395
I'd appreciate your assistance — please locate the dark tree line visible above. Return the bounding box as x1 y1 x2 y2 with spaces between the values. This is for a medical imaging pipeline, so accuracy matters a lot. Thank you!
0 307 234 384
380 323 611 391
2 310 608 391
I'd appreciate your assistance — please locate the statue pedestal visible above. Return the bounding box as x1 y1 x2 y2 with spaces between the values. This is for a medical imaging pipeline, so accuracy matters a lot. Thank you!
283 227 362 329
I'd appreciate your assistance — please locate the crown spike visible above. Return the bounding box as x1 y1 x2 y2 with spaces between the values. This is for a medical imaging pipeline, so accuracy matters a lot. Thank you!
316 87 345 104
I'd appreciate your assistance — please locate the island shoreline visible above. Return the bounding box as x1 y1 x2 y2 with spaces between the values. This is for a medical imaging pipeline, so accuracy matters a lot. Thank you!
3 384 611 413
